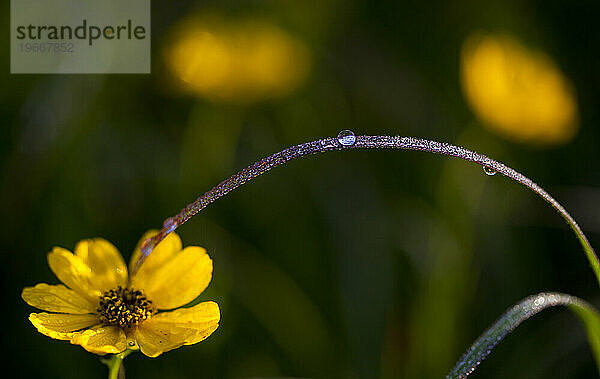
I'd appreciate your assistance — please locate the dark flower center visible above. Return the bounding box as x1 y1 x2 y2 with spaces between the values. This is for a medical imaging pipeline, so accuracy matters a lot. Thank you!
98 286 153 328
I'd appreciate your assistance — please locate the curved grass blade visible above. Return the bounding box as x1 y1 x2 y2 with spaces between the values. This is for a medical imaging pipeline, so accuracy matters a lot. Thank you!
133 134 599 285
447 292 600 378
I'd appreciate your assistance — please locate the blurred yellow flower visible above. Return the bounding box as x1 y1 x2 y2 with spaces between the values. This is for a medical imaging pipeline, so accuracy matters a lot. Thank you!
22 231 219 357
165 15 311 103
461 33 578 145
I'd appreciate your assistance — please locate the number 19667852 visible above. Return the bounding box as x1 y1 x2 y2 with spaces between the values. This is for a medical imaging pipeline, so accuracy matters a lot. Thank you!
19 42 74 53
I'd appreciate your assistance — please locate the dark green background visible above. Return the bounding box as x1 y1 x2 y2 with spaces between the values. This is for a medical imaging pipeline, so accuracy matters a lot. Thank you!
2 0 600 378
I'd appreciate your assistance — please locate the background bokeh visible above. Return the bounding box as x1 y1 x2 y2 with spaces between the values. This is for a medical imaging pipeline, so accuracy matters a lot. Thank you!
3 1 600 378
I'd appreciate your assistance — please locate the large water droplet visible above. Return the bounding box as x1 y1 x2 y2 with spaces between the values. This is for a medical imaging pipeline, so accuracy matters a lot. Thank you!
163 217 177 233
337 129 356 146
483 166 497 176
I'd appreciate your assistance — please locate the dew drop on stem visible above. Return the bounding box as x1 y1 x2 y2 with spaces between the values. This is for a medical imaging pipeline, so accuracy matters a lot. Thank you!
483 166 497 176
337 129 356 146
163 217 177 233
140 238 152 258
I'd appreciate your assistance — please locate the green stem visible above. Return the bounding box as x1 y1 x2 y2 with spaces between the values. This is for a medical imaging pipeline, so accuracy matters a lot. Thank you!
136 135 600 286
103 350 133 379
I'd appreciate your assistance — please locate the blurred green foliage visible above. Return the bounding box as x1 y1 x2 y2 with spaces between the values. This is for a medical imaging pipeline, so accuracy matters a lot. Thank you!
2 0 600 378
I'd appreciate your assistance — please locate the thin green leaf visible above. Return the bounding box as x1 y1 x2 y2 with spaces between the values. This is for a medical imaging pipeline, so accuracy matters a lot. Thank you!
137 135 600 287
447 292 600 378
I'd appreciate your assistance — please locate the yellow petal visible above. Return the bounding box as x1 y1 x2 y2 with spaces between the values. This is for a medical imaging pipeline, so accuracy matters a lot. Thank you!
47 247 101 300
131 246 212 309
134 301 220 357
152 301 220 328
129 230 182 281
70 324 127 355
29 312 99 340
22 283 97 314
75 239 128 292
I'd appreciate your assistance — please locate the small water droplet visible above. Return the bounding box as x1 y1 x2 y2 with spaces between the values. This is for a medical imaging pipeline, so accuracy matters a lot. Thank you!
534 296 545 307
483 166 497 176
163 217 177 233
140 238 152 257
337 129 356 146
128 341 136 346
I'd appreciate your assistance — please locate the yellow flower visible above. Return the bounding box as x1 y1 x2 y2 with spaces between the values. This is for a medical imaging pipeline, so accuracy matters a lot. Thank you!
22 231 220 357
461 33 578 145
164 14 311 104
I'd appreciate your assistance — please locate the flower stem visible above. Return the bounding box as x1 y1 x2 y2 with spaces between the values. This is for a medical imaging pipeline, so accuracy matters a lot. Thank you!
103 350 132 379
